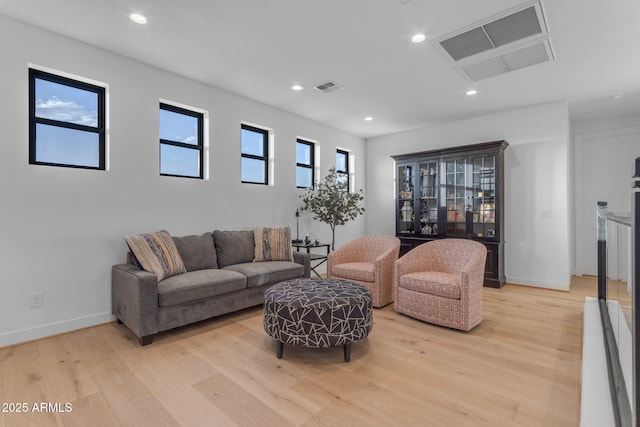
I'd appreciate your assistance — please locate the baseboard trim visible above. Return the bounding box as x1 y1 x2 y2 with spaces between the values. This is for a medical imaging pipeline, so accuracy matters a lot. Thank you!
506 275 570 291
0 312 113 348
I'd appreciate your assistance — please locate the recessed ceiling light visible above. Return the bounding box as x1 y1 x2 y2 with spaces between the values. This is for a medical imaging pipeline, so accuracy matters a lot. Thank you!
364 116 373 121
129 13 147 24
466 89 478 96
411 33 426 43
291 84 304 91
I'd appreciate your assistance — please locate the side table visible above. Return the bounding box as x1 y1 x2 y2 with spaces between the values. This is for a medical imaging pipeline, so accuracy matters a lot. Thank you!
292 242 330 278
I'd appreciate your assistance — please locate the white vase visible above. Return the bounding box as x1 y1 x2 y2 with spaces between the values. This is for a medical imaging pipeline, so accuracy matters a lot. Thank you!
401 201 412 222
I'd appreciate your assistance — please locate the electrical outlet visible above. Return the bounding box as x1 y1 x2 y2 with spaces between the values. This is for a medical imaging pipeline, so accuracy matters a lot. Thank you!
30 292 44 308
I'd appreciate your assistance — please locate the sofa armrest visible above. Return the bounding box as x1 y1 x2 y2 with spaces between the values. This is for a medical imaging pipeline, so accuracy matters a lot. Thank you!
293 252 311 278
111 264 159 340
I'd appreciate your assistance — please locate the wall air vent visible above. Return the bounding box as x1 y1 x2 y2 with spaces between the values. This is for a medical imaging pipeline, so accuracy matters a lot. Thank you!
314 81 343 93
435 1 554 82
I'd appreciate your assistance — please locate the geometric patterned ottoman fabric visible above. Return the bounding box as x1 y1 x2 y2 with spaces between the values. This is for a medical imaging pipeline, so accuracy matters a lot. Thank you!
263 278 373 355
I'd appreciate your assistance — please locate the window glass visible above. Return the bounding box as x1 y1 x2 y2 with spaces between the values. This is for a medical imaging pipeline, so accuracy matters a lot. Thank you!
241 124 268 184
34 124 100 167
336 151 347 172
35 79 99 127
241 128 265 156
159 103 204 179
160 145 200 177
29 68 105 170
159 109 198 145
336 149 349 191
296 139 315 188
241 157 266 183
296 142 311 164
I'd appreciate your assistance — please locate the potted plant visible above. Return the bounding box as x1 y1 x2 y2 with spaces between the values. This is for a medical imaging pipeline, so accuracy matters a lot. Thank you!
300 167 365 251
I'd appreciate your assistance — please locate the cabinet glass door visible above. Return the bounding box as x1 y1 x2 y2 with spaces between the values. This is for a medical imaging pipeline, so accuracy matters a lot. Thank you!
398 165 415 234
418 161 438 235
471 155 496 239
444 158 468 236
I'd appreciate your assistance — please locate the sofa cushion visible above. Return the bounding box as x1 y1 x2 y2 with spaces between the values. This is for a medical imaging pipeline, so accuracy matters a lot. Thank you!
124 230 186 281
223 261 303 288
172 232 218 271
399 271 461 299
158 269 247 307
254 226 293 262
214 230 255 268
331 262 375 283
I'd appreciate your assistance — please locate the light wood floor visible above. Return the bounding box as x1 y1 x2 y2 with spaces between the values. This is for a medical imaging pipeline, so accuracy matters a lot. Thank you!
0 277 597 427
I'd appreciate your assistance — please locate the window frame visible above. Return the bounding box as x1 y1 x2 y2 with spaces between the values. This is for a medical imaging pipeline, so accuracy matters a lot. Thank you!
159 102 204 179
296 139 315 189
336 149 350 192
29 68 106 170
240 124 269 185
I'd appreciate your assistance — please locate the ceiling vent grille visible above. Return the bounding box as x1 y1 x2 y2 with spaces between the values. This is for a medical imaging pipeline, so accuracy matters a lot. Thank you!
314 81 343 93
436 1 554 82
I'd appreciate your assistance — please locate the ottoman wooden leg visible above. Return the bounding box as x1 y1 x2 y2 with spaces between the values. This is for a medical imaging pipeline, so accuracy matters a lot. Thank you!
344 342 352 362
277 341 284 359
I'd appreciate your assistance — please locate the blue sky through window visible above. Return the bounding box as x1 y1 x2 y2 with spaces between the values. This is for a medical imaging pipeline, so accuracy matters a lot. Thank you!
296 142 311 164
31 73 103 168
241 157 265 183
159 105 202 178
296 167 312 188
160 144 200 177
35 79 98 127
35 124 99 167
159 109 198 144
241 128 265 156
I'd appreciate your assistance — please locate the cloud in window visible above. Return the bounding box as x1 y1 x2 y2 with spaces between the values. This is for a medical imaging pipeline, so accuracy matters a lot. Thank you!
36 96 98 127
183 135 197 144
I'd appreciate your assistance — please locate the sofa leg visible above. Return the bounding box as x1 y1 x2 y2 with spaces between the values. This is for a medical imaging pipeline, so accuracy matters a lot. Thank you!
277 341 284 359
344 342 352 362
139 335 153 346
116 318 123 324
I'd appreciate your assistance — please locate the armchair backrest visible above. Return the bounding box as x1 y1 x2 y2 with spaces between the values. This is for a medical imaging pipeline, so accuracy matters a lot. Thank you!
333 235 400 263
399 239 487 275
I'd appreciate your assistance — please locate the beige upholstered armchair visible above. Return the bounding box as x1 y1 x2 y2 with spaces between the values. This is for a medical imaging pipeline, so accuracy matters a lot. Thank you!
393 239 487 331
327 235 400 307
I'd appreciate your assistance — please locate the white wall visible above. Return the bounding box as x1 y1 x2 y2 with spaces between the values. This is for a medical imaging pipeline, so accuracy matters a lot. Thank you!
572 116 640 277
365 101 571 290
0 16 365 347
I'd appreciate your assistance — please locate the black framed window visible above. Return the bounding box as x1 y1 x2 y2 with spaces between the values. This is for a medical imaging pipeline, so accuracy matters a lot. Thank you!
29 68 106 169
296 139 315 188
241 124 268 184
336 149 349 191
159 103 204 178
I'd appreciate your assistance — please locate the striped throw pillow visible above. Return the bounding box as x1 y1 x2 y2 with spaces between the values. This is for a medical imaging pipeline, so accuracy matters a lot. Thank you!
254 226 293 262
124 230 186 281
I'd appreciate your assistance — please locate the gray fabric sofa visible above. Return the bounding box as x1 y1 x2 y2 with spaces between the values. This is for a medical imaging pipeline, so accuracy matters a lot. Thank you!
112 230 310 345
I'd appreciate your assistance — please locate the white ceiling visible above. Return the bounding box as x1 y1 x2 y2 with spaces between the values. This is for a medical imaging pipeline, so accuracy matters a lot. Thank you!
2 0 640 138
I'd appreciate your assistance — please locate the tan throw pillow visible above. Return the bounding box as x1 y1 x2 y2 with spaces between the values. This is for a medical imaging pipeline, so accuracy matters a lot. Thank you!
124 230 186 281
254 226 293 262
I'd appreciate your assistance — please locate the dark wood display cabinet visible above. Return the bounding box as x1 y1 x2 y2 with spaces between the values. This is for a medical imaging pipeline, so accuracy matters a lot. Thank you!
392 140 508 288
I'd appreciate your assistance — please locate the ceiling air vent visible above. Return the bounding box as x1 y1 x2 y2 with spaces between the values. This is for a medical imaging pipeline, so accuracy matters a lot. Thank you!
436 1 554 82
314 81 343 93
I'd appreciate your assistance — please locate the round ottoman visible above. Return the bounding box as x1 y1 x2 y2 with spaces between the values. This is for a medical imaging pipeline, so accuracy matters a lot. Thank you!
263 278 373 362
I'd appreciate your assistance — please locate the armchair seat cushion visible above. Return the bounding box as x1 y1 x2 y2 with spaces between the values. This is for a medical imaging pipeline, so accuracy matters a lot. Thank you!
399 272 461 299
330 262 375 283
158 269 247 307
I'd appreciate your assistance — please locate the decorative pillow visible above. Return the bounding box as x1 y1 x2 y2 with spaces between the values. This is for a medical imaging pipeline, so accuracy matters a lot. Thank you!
124 230 186 281
172 232 218 271
254 226 293 262
213 230 255 268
